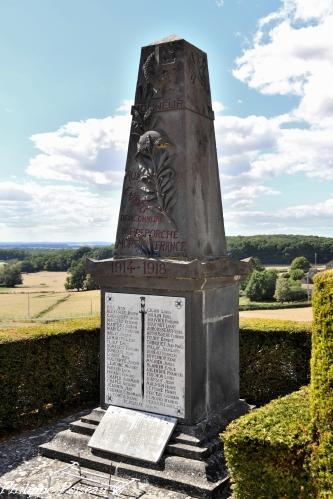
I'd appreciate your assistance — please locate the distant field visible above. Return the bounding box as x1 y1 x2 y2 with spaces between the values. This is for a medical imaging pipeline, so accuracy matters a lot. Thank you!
0 272 100 327
42 290 100 319
17 271 68 292
0 269 314 329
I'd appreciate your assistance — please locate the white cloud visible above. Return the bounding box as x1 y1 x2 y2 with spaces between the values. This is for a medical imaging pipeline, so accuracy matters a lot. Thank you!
116 100 133 113
291 0 333 20
233 0 333 128
225 197 333 236
0 181 121 241
223 185 280 208
27 104 131 186
217 0 333 194
212 100 225 113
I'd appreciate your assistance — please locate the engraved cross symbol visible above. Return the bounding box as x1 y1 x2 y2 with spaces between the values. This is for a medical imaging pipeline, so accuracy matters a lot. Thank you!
139 296 147 399
175 299 183 309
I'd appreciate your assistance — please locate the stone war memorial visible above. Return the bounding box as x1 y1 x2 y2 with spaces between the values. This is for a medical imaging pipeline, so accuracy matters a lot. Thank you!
40 35 250 497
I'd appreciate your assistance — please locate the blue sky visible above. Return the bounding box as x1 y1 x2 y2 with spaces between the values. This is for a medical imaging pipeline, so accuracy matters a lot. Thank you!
1 0 333 242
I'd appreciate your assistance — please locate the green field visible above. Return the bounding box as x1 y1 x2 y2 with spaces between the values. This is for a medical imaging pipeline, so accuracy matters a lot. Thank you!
0 272 100 327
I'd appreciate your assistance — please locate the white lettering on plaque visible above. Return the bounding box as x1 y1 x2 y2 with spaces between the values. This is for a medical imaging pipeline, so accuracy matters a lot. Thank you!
105 293 185 418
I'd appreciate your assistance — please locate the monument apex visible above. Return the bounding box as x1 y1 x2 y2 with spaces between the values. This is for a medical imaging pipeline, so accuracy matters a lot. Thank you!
113 36 227 259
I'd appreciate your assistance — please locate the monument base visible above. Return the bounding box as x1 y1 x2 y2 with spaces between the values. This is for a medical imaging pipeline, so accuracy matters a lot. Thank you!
39 400 251 498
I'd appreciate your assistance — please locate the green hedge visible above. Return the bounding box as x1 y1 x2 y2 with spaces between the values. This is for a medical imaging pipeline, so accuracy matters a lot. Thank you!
0 317 311 433
223 387 314 498
239 318 311 405
224 274 332 497
310 270 333 495
0 317 100 433
239 300 310 311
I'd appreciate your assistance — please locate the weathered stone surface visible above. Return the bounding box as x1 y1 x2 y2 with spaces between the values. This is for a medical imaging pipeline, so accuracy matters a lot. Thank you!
113 38 226 260
86 256 249 290
88 406 177 463
104 293 185 417
97 284 244 425
85 37 250 425
38 406 241 497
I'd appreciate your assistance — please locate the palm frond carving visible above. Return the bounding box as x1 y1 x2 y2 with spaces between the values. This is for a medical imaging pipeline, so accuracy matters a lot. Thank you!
136 132 176 228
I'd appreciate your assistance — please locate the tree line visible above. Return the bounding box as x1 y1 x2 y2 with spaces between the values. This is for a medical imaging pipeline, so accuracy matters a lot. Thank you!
0 246 114 273
0 246 114 289
1 235 332 271
226 235 333 264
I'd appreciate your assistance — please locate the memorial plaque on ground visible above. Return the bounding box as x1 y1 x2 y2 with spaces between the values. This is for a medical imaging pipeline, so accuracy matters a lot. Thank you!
104 292 185 418
88 405 177 463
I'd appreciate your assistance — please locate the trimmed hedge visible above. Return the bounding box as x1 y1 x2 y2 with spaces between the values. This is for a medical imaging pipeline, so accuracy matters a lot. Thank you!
0 317 312 433
239 300 310 311
223 273 332 497
240 318 311 405
310 270 333 495
223 387 314 498
0 317 100 433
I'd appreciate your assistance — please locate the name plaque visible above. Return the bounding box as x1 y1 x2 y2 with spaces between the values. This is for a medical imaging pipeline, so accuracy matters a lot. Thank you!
105 292 186 418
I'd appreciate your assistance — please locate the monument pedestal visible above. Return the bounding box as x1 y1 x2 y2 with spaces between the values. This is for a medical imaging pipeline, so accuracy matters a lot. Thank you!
40 255 251 497
39 400 250 498
86 256 249 426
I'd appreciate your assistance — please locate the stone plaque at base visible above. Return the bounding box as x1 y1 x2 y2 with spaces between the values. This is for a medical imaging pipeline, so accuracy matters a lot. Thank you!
88 405 177 463
105 292 185 418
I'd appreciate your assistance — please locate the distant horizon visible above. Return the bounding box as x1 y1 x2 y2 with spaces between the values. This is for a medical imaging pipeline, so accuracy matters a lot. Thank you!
1 233 333 249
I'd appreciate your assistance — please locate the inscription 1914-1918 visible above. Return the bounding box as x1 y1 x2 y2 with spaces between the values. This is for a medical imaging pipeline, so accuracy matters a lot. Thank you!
105 292 185 418
108 259 168 277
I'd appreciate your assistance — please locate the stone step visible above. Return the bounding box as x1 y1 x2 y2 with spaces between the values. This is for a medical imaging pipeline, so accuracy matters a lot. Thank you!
70 420 96 436
39 430 229 498
166 442 210 460
173 432 204 446
81 408 105 426
69 420 215 461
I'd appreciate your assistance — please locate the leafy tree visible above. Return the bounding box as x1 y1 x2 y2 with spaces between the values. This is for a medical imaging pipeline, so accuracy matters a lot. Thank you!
65 260 87 291
241 257 265 291
90 246 113 260
244 270 278 301
274 276 308 302
0 263 22 287
65 257 99 291
274 276 292 302
72 246 92 261
290 268 305 281
290 256 311 272
83 273 98 291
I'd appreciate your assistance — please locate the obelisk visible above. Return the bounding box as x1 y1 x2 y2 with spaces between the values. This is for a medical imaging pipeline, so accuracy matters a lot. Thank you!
87 34 249 425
